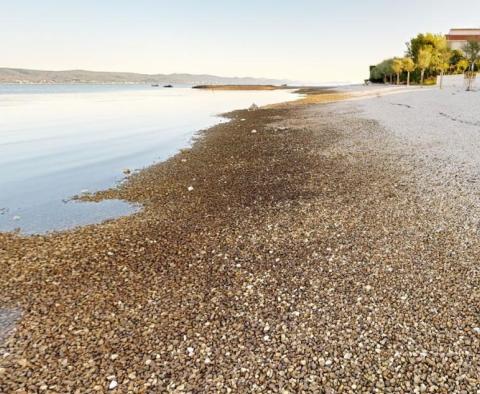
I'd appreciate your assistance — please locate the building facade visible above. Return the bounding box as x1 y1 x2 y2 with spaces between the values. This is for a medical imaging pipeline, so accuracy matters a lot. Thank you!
446 28 480 51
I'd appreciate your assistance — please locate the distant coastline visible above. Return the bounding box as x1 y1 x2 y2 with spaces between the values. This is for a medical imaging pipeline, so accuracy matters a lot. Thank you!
0 67 291 86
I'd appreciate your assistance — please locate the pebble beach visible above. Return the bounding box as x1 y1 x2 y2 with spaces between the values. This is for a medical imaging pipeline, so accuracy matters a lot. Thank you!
0 86 479 393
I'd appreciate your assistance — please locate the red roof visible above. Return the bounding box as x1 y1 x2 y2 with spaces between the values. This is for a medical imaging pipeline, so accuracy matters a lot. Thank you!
446 34 480 41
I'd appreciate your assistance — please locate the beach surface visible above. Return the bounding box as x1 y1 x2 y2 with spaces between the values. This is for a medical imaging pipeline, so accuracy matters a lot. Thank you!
0 85 479 392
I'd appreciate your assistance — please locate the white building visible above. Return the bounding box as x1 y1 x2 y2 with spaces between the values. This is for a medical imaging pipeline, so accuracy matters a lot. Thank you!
446 28 480 51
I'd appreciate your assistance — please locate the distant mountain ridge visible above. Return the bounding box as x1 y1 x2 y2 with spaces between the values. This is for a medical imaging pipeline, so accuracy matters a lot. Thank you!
0 68 290 85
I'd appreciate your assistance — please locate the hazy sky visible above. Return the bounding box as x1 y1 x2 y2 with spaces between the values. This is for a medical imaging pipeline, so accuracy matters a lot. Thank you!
2 0 480 83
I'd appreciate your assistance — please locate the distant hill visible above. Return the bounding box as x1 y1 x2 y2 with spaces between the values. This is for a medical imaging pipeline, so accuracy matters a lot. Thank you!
0 68 290 85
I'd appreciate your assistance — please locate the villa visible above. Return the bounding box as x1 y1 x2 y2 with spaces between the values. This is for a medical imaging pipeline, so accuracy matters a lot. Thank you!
446 28 480 50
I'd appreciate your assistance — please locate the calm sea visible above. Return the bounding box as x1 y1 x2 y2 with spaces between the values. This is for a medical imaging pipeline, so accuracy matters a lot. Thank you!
0 84 297 234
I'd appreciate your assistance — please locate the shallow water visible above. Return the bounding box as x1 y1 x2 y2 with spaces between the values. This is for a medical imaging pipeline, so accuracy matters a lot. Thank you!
0 84 297 234
0 307 21 353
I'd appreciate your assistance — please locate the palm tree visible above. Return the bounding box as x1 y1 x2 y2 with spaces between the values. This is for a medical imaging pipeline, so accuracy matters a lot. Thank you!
462 41 480 91
391 58 404 85
402 57 415 86
418 48 432 85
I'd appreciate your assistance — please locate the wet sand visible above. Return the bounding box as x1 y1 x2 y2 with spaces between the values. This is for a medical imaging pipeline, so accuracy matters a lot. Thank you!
0 87 479 392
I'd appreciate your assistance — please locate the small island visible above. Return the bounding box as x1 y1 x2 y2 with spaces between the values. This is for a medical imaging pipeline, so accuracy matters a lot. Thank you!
192 84 284 90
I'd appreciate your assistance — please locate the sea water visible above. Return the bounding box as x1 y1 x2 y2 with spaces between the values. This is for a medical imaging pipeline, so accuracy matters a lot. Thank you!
0 84 297 234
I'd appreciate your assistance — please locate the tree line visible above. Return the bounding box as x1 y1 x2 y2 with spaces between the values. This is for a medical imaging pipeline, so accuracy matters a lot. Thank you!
370 33 480 88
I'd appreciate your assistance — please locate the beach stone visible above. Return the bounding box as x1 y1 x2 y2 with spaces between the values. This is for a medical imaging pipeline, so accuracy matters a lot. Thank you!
2 87 480 392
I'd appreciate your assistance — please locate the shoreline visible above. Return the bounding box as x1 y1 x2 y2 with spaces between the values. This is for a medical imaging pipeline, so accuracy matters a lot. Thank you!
1 85 479 391
0 86 299 235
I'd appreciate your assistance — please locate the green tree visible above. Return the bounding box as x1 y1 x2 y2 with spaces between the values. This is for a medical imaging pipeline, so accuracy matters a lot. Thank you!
449 49 466 73
402 57 415 85
456 59 470 74
391 58 404 85
373 58 393 84
432 49 451 89
407 33 447 62
417 48 432 85
384 58 394 84
370 66 383 82
462 41 480 71
462 41 480 91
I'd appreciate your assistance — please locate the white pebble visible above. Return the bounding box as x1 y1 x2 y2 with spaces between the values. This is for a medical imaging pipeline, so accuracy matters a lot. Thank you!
108 380 118 390
187 186 194 192
251 129 257 133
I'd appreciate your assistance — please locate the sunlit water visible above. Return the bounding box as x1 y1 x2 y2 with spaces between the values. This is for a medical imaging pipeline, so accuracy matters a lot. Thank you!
0 84 298 234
